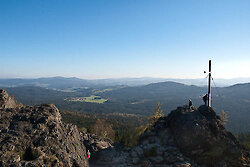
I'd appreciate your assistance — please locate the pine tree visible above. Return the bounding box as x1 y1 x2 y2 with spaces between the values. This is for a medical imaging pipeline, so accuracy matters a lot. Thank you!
149 102 164 127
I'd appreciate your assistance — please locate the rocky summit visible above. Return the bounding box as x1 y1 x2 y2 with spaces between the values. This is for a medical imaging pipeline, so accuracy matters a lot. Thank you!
0 89 18 109
0 89 250 167
131 105 250 167
0 90 89 167
166 105 249 166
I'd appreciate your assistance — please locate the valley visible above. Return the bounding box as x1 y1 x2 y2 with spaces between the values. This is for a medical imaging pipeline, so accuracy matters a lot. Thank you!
2 79 250 134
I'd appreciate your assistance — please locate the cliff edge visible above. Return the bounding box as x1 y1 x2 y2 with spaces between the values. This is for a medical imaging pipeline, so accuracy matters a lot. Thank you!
0 89 89 167
134 105 250 167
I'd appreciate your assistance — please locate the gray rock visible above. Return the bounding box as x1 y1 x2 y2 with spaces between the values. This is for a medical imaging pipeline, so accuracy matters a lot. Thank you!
166 105 250 166
141 160 153 167
174 162 191 167
164 152 178 164
155 165 173 167
133 146 144 158
149 156 164 164
0 99 89 167
132 157 140 164
156 146 166 156
0 89 18 109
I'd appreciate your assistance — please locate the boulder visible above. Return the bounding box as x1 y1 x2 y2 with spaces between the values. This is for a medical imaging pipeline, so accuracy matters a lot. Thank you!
0 89 18 109
165 105 250 166
0 101 89 166
81 131 130 167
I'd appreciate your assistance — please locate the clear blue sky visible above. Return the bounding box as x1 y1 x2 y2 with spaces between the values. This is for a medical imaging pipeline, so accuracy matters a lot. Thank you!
1 0 250 79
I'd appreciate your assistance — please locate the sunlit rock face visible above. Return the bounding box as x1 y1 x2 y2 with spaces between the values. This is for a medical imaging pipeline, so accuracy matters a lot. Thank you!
0 89 18 109
0 90 89 167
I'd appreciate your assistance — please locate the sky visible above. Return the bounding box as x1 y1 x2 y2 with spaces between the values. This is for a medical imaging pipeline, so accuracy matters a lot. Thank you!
0 0 250 79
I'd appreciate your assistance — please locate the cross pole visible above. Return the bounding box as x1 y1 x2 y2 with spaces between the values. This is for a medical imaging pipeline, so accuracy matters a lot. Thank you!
208 60 211 107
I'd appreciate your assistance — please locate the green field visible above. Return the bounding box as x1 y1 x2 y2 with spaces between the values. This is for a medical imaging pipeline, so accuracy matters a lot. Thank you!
66 95 108 103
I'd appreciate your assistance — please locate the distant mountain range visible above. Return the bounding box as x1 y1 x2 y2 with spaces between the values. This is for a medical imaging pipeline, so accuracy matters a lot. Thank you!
1 76 250 89
2 79 250 133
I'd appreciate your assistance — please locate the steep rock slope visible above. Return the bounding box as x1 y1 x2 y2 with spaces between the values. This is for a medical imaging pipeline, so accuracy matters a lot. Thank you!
0 89 89 167
132 105 250 167
166 105 246 166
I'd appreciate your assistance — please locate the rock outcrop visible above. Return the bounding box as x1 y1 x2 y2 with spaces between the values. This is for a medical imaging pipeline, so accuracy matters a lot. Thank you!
130 105 250 167
0 90 89 167
166 105 249 166
81 132 130 167
81 132 113 154
0 89 18 109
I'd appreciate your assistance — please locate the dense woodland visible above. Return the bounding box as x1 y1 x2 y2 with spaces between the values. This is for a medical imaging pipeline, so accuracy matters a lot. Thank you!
61 102 163 147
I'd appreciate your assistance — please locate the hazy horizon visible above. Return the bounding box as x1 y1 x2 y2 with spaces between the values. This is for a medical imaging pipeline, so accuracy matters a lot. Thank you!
1 75 250 81
0 76 250 86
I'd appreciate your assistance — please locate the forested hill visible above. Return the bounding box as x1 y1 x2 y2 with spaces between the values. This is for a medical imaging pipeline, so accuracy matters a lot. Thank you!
2 81 250 133
0 77 166 89
100 81 250 133
220 83 250 98
102 81 205 99
1 77 250 89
